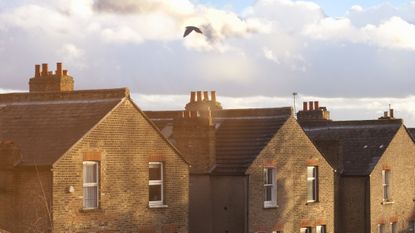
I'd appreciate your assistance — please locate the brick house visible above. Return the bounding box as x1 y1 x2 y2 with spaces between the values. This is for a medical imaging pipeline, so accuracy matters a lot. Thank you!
145 91 334 233
298 101 415 233
0 63 189 233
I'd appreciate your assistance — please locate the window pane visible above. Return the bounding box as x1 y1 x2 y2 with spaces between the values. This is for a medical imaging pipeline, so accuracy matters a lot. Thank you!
149 184 162 201
149 163 161 181
84 163 97 183
264 186 272 201
83 186 98 208
267 168 273 184
378 224 384 233
307 166 315 178
307 180 314 201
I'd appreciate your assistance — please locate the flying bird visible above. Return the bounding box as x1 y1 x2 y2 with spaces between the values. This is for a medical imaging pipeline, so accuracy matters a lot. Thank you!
183 26 203 38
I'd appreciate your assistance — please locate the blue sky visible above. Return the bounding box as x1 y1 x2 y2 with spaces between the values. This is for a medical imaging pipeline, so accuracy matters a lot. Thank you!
2 0 415 125
199 0 410 15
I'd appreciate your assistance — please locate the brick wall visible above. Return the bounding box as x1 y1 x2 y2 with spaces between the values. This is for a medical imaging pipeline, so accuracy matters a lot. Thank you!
369 126 415 233
52 99 189 232
247 116 335 233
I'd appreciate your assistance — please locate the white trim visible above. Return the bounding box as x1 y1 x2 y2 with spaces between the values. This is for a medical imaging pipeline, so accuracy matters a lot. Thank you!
382 170 391 201
264 167 277 208
149 162 164 207
82 161 99 209
307 166 318 202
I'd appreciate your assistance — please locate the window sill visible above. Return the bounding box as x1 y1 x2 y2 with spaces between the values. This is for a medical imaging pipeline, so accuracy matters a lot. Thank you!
263 205 279 209
149 204 168 209
381 200 394 205
306 200 318 205
79 207 102 213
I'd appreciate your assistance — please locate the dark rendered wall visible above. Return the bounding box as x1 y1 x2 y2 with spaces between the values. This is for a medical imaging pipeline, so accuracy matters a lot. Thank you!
211 176 247 233
189 175 213 233
339 176 368 233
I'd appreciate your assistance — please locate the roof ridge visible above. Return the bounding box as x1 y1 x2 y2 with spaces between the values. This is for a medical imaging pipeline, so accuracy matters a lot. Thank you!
0 88 129 103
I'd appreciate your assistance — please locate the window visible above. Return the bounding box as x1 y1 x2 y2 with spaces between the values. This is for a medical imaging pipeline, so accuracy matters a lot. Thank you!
83 161 99 209
391 222 397 233
264 167 277 208
382 170 391 201
378 224 385 233
149 162 164 207
316 225 326 233
300 227 312 233
307 166 318 202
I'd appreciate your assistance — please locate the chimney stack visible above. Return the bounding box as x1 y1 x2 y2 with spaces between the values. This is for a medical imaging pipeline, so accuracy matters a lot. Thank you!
297 100 330 122
35 65 41 78
41 63 48 76
190 92 196 103
29 62 74 92
314 101 319 109
309 101 314 110
197 91 202 102
211 91 216 103
56 62 63 77
389 109 394 118
203 91 209 101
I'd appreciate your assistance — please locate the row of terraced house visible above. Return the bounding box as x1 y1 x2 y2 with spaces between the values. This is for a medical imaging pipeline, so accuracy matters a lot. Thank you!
1 63 415 233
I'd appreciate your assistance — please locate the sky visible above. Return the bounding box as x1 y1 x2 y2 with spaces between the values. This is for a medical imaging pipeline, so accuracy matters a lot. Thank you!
1 0 415 125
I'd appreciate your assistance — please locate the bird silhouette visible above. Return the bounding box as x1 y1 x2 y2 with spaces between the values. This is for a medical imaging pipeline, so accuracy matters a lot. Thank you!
183 26 203 37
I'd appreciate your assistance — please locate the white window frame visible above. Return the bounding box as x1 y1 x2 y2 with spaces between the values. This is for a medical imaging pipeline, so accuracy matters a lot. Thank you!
263 167 277 208
391 222 397 233
382 170 391 201
378 224 385 233
307 166 318 202
316 225 326 233
300 227 312 233
149 162 164 207
83 161 99 209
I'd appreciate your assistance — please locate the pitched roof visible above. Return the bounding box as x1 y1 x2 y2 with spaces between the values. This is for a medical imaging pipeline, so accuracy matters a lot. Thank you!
301 119 402 176
0 89 127 166
145 107 292 175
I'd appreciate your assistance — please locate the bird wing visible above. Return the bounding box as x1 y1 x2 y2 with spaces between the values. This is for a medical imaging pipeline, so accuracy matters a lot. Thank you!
183 27 193 37
183 26 203 37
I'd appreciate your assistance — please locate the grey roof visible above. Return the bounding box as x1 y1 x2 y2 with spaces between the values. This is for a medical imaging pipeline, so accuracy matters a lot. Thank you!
145 107 292 175
0 89 127 166
301 119 402 176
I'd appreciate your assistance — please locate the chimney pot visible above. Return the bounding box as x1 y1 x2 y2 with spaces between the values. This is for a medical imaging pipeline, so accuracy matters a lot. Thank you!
384 111 388 118
211 91 216 103
196 91 202 102
309 101 314 111
41 63 48 76
190 92 196 103
303 102 308 111
314 101 319 109
56 62 63 77
63 70 68 76
35 65 41 78
390 109 394 118
203 91 209 101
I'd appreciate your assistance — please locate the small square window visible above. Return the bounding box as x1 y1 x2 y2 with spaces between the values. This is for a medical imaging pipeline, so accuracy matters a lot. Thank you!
317 225 326 233
300 227 312 233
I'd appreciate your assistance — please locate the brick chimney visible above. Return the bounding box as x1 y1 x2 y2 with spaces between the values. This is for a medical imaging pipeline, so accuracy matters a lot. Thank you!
29 62 74 92
297 101 331 122
185 90 223 112
172 108 215 174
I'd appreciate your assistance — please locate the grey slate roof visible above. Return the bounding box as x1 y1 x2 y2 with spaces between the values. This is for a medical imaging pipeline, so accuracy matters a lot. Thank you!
145 107 292 175
0 89 127 166
301 119 402 176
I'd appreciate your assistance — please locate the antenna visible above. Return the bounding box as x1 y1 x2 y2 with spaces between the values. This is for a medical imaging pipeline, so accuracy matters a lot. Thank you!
292 92 298 114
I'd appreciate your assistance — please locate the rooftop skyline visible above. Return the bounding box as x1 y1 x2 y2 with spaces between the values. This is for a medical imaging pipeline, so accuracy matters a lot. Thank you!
1 0 415 125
